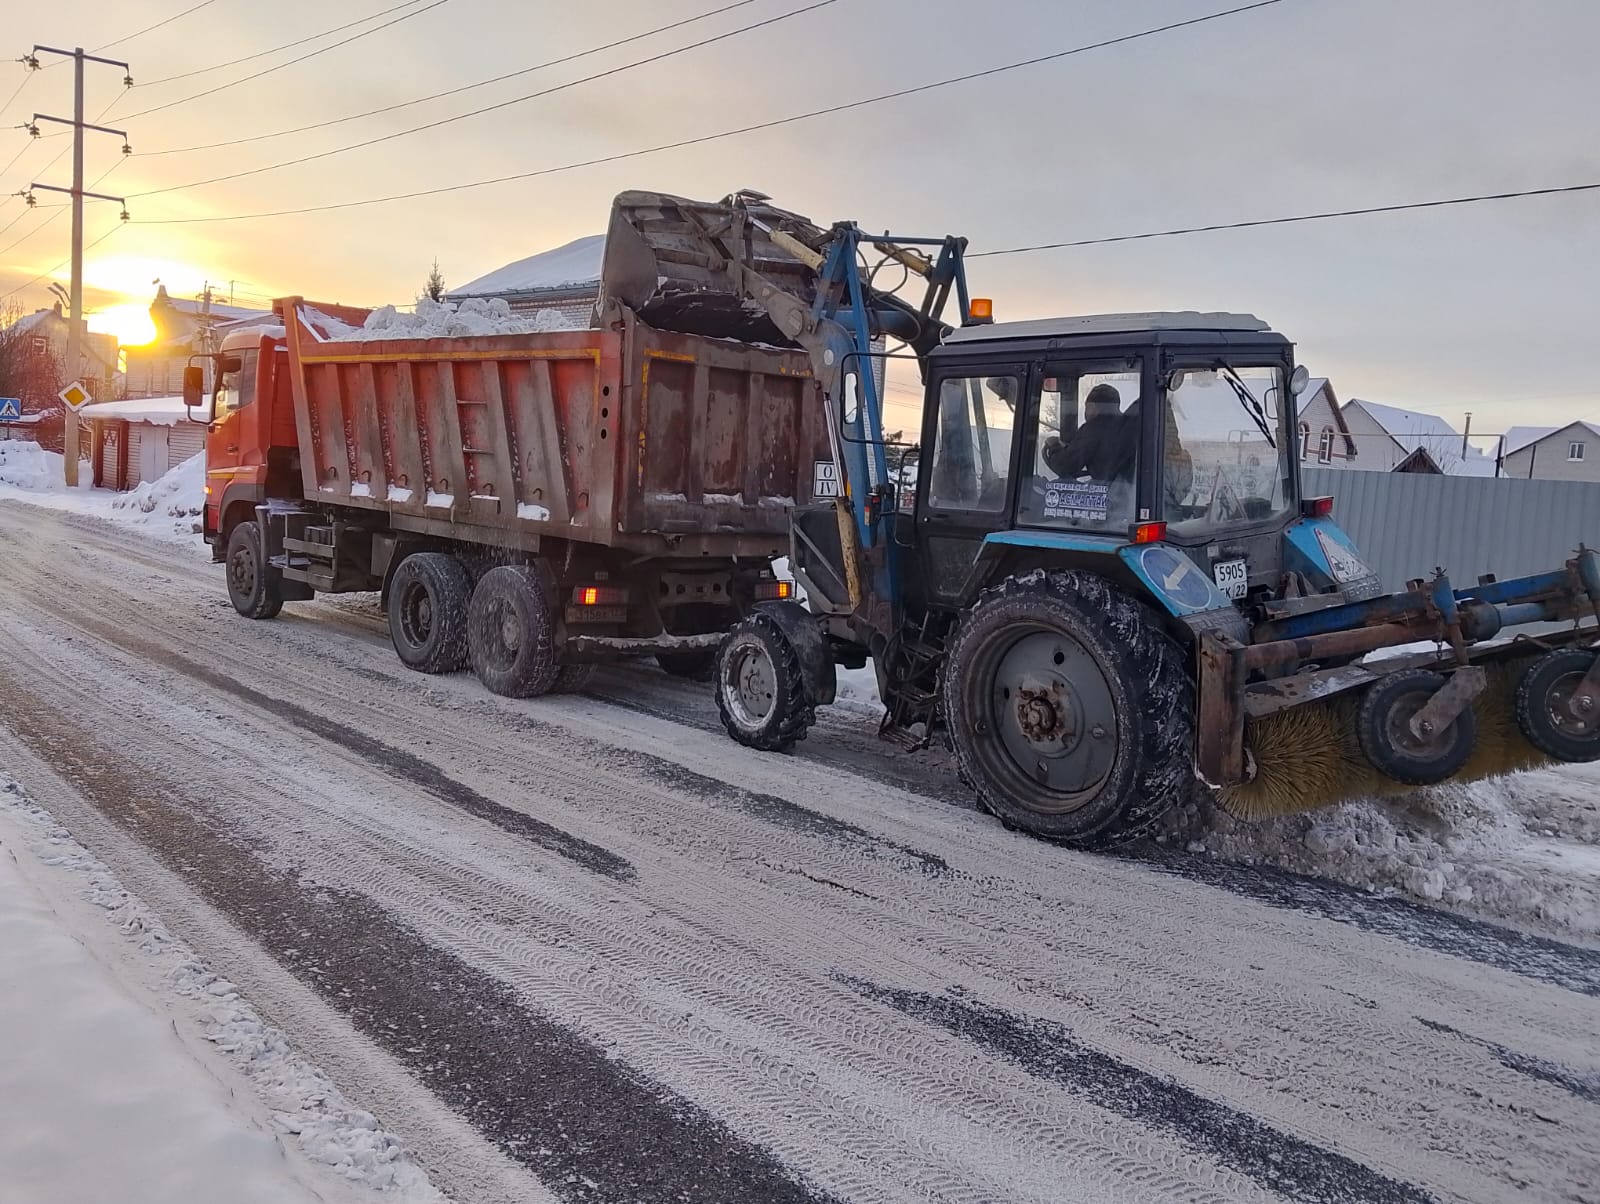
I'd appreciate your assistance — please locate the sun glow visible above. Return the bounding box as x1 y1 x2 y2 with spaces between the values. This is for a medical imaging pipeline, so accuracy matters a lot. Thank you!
88 302 158 347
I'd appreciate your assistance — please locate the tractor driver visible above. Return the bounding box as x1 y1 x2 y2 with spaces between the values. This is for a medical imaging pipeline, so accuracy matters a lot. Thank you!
1042 383 1137 482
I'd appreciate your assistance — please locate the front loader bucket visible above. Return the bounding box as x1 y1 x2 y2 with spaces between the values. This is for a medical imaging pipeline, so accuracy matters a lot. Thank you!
595 190 825 344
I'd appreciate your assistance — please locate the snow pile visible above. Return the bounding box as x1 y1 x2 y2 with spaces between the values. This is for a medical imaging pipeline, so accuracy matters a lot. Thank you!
1191 765 1600 936
0 440 92 494
0 779 446 1202
319 295 581 342
0 441 205 549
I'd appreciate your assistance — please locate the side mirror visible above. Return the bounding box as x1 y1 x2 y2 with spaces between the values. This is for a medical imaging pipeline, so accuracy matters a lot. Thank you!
182 364 205 410
219 355 242 374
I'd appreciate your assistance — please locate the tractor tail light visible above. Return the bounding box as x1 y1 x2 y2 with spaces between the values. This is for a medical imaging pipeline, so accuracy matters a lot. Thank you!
1301 495 1335 518
573 585 628 606
1131 521 1167 545
755 580 794 601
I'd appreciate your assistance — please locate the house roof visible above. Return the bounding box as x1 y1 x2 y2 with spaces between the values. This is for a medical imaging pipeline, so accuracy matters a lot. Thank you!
78 396 195 426
1504 421 1600 456
450 234 605 299
151 286 271 324
1344 397 1498 476
1295 377 1358 458
13 306 119 369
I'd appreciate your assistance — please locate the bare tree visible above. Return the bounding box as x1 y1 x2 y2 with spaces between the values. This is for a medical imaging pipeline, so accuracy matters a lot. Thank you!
0 302 65 449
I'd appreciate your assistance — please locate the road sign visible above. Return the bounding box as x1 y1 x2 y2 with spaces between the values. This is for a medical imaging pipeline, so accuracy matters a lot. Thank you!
58 381 91 410
0 397 20 420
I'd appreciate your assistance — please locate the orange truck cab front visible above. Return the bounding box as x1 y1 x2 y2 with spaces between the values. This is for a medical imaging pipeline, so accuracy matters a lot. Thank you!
195 326 298 560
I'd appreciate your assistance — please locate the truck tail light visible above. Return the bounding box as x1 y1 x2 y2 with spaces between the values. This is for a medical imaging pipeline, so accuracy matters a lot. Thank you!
1131 521 1167 545
755 580 794 601
1301 496 1334 518
573 585 628 606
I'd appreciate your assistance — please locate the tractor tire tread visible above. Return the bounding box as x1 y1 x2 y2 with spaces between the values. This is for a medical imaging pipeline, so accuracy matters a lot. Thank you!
716 610 815 752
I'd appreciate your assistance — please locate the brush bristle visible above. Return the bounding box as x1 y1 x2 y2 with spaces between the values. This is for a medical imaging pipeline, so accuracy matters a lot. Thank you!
1214 656 1559 822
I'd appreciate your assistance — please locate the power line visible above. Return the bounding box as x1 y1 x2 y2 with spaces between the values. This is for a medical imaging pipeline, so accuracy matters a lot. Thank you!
0 160 128 260
93 0 224 53
121 0 453 119
140 0 764 156
968 183 1600 255
0 219 123 303
0 64 36 125
140 0 434 86
130 0 1286 220
128 0 840 198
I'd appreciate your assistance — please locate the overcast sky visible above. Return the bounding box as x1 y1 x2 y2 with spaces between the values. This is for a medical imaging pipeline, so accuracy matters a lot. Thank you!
1 0 1594 440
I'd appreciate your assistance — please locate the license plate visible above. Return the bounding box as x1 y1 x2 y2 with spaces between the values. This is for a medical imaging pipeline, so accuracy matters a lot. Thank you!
1213 558 1249 600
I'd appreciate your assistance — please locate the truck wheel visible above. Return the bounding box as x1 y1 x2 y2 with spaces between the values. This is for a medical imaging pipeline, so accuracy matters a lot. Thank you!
1358 668 1477 784
387 552 470 674
552 663 597 693
657 649 717 681
1515 648 1600 763
943 570 1192 847
225 521 283 620
716 611 816 751
467 564 561 698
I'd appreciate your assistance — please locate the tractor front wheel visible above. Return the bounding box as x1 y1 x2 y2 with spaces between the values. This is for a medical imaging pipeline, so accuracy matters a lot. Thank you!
716 611 816 752
943 571 1193 847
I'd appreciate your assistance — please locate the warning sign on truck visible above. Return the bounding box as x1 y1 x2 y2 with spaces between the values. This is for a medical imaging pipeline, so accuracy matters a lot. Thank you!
813 460 842 499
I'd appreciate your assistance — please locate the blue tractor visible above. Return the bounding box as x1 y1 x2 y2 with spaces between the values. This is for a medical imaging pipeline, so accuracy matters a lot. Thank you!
598 191 1600 845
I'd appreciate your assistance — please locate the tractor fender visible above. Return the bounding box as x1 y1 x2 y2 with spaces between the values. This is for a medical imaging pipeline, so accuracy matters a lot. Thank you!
751 600 836 706
1284 517 1383 600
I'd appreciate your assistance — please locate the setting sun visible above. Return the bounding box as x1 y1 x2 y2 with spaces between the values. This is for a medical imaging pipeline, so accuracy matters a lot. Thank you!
87 302 158 347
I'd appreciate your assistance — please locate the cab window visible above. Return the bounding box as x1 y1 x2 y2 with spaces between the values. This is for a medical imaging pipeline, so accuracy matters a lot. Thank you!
1018 360 1141 530
925 374 1017 512
215 348 258 419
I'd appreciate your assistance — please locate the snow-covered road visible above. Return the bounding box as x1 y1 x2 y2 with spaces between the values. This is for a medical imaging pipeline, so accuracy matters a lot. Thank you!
2 498 1599 1204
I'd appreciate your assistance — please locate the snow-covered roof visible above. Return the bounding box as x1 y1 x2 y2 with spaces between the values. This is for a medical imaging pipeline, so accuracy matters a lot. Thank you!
78 396 197 426
449 235 604 298
1504 421 1600 456
1345 398 1499 476
154 293 271 323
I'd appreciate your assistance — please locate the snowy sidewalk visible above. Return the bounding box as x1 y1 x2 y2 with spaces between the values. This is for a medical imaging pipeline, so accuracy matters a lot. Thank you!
0 835 327 1203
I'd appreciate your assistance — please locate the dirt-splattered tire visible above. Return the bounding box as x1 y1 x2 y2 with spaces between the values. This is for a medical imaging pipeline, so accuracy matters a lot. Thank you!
552 663 597 693
467 564 561 699
716 611 815 752
225 520 283 620
942 570 1193 847
1515 648 1600 763
387 552 470 674
1357 668 1476 784
657 649 717 681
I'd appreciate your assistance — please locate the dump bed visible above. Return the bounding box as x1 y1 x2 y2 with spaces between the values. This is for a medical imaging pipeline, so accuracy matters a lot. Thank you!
279 299 830 554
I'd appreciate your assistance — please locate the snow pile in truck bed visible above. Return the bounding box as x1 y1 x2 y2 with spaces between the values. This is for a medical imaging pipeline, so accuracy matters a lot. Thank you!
1186 764 1600 937
322 295 583 342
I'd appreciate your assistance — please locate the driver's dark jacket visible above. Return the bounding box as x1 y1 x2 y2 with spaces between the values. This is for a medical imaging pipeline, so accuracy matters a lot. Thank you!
1043 411 1137 481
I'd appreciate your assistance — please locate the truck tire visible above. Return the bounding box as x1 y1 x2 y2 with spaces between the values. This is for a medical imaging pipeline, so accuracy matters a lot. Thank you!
387 552 470 674
942 570 1192 848
716 610 816 751
467 564 562 698
552 663 597 693
657 649 717 681
225 521 284 620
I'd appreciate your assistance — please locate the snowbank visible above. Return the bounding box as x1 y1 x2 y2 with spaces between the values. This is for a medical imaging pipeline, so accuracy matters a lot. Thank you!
315 296 581 343
77 396 192 427
0 780 443 1202
0 442 205 550
1189 765 1600 937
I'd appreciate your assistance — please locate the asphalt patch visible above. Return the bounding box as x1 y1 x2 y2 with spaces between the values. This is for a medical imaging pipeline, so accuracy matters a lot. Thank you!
842 976 1437 1204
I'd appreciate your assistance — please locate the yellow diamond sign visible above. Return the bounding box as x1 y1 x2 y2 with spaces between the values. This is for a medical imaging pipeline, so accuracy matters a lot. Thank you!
58 381 91 410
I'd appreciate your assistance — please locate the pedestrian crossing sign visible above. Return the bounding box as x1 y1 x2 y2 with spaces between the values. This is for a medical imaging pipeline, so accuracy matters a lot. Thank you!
0 397 20 420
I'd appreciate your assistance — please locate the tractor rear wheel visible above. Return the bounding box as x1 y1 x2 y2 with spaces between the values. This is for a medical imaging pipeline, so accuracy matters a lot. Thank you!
716 611 816 752
467 564 562 698
1357 668 1477 784
1515 648 1600 763
943 571 1193 847
387 552 470 673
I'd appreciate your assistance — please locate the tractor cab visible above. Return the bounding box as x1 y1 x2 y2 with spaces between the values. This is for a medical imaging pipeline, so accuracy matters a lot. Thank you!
907 312 1376 625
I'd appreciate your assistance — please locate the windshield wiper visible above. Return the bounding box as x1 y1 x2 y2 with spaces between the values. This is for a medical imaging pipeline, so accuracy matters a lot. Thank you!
1214 360 1276 448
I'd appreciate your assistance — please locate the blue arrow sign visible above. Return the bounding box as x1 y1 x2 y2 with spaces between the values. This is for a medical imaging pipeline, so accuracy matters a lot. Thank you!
0 398 22 421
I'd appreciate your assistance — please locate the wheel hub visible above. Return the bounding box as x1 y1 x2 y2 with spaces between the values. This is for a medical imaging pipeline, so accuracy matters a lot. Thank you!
986 630 1116 804
722 639 777 727
1551 674 1600 737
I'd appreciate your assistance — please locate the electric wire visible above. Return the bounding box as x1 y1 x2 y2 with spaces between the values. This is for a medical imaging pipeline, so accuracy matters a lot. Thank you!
0 219 122 303
128 0 840 197
129 0 1287 220
120 0 453 119
140 0 764 155
92 0 223 53
968 183 1600 255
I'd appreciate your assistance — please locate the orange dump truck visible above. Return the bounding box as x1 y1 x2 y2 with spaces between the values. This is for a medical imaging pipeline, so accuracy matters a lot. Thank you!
192 298 831 694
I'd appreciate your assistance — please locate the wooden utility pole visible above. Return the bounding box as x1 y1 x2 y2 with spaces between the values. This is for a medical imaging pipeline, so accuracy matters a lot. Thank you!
29 44 131 486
